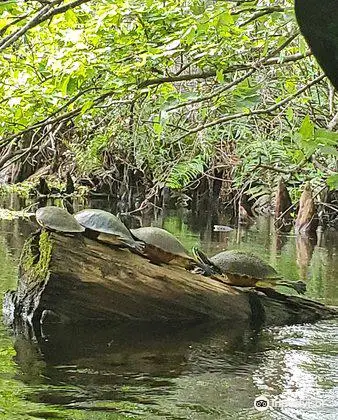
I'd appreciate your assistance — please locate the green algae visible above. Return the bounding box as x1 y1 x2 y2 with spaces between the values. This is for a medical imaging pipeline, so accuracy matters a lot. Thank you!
20 230 52 284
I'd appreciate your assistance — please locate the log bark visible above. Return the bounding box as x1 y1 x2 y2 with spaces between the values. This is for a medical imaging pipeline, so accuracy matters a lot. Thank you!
3 231 337 332
295 182 318 235
275 177 293 231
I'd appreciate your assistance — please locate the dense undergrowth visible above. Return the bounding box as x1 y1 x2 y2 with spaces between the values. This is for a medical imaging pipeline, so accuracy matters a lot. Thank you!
0 0 337 207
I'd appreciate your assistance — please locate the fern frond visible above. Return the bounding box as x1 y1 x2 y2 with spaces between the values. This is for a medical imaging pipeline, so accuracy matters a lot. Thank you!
166 155 206 190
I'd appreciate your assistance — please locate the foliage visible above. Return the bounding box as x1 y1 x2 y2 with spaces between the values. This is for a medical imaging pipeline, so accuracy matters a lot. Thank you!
0 208 33 220
166 155 205 189
0 0 337 197
0 181 33 198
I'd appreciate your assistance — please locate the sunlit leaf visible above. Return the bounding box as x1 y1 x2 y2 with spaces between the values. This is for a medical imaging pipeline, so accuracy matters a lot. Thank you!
326 173 338 190
216 69 224 83
299 115 314 140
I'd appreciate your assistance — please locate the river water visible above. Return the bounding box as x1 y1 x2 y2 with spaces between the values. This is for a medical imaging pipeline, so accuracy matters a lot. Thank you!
0 206 337 420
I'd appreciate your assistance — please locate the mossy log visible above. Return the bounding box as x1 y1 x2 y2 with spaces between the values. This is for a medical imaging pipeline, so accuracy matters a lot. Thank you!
3 231 337 331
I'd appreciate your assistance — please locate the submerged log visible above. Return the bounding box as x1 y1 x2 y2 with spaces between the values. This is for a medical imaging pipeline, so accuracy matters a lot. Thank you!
3 231 337 332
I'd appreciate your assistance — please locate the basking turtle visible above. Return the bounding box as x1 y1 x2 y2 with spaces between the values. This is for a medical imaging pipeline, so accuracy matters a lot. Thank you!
192 248 306 294
35 206 85 233
74 208 142 251
130 226 194 267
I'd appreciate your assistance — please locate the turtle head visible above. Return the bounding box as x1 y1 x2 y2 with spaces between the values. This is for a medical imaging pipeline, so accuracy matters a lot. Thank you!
191 247 222 276
192 247 209 264
293 280 307 295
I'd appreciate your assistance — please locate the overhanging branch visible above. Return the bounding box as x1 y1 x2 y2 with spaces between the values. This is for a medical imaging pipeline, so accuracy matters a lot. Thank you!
0 0 92 52
176 74 325 141
138 51 311 88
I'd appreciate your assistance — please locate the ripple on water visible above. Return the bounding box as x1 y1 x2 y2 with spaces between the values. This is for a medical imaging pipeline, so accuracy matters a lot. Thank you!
0 212 337 419
251 320 338 420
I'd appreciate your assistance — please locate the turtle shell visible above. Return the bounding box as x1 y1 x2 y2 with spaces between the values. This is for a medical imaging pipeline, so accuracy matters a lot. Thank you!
210 250 281 280
193 247 306 293
36 206 85 233
74 209 137 247
130 226 191 264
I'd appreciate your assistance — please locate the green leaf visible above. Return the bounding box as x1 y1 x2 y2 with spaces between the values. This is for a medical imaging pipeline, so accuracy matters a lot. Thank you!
60 76 70 96
216 69 224 83
315 129 338 146
64 9 78 27
66 77 79 95
326 173 338 190
153 115 163 135
318 146 338 157
299 115 314 140
166 156 205 189
183 26 196 45
81 100 94 114
286 107 294 122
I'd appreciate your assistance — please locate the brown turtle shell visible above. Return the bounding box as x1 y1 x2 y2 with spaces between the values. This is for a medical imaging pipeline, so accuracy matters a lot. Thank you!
131 226 192 266
36 206 84 233
74 209 140 249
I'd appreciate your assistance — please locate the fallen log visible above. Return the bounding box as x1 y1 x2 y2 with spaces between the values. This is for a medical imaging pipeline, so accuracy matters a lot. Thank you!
3 231 337 332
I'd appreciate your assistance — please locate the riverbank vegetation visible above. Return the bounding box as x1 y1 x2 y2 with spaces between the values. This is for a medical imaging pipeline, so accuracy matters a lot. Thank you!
0 0 337 215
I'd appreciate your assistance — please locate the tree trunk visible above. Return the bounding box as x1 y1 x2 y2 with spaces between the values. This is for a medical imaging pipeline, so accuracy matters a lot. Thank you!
3 231 337 331
295 182 318 235
275 177 293 231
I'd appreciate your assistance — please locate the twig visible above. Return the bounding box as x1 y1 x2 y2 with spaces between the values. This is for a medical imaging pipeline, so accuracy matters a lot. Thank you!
138 52 310 88
327 110 338 131
0 0 92 52
238 6 284 27
176 74 325 141
167 69 256 112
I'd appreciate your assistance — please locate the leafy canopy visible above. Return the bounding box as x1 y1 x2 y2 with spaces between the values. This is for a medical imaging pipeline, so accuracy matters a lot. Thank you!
0 0 337 191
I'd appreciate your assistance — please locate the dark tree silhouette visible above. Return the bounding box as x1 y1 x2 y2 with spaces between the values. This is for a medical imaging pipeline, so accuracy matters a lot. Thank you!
295 0 338 90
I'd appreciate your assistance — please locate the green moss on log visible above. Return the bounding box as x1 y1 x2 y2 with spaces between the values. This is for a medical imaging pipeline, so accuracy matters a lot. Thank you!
20 231 52 284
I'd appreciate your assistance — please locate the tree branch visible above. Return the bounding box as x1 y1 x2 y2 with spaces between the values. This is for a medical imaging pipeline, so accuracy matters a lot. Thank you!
0 13 30 37
0 89 133 150
238 6 284 27
176 74 325 141
0 0 92 52
166 35 301 113
167 68 256 112
138 51 311 88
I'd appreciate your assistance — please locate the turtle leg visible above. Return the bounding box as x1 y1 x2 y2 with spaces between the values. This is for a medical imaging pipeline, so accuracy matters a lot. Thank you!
275 280 307 294
254 286 289 300
188 260 216 275
254 279 306 295
122 239 145 254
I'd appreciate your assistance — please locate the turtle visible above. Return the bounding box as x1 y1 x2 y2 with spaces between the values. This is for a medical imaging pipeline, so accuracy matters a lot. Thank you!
74 208 143 251
130 226 195 267
192 248 306 294
35 206 85 233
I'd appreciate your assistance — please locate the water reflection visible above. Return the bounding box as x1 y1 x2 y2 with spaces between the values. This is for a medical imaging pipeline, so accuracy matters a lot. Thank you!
0 207 337 419
253 321 338 419
8 319 337 420
14 322 258 397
